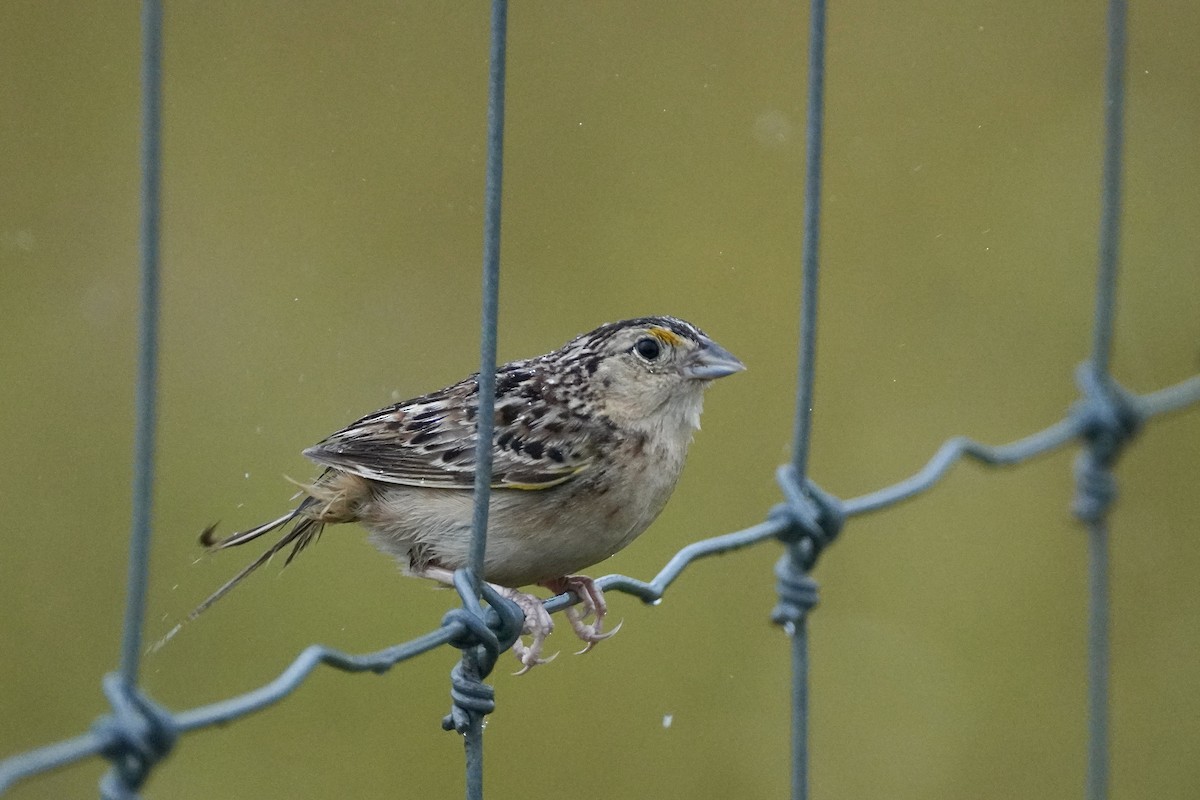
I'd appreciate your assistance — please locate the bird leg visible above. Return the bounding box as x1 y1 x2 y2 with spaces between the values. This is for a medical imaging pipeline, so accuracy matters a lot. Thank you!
539 575 622 654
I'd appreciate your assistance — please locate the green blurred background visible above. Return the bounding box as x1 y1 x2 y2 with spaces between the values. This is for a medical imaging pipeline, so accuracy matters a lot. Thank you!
2 2 1198 798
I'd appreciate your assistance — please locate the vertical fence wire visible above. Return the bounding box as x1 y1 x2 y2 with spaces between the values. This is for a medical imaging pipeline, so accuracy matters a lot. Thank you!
468 0 508 596
458 1 508 798
1090 0 1127 378
118 0 163 692
98 3 172 797
790 0 827 478
783 1 828 799
1083 1 1128 798
1086 518 1110 800
784 562 817 800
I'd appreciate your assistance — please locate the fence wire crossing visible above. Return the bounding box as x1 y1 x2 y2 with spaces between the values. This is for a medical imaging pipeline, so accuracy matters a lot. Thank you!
3 0 1200 798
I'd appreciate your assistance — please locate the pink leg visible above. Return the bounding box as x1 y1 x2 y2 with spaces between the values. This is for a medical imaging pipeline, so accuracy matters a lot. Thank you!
540 575 623 654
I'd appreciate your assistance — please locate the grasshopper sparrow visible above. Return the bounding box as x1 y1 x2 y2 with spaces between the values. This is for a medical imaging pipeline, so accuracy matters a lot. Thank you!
194 316 744 670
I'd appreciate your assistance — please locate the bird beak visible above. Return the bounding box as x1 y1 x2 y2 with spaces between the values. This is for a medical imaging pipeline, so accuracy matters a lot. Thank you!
683 338 746 380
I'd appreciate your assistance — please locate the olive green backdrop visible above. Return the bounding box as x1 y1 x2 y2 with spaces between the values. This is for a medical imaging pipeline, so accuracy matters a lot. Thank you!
2 2 1198 798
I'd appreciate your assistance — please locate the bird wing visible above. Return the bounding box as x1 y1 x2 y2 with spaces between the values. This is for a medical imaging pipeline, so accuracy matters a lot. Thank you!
302 371 602 491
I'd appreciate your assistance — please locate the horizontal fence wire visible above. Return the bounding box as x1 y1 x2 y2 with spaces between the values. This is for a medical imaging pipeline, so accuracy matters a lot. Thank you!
3 0 1200 797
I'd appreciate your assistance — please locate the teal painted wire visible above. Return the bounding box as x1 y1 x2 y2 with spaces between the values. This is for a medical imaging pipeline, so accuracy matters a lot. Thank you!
790 596 811 799
1087 519 1110 800
786 1 827 798
462 2 508 798
468 0 507 599
1084 1 1127 796
118 0 162 688
790 0 827 478
1090 0 1127 378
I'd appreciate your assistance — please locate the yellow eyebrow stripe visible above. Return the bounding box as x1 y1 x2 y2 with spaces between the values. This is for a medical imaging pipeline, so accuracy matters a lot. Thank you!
649 327 685 347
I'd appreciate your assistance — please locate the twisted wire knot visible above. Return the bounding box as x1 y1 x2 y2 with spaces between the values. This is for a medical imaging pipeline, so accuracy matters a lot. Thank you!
771 552 821 627
440 570 524 734
91 674 177 800
442 660 497 733
1070 363 1144 523
441 605 502 663
770 464 845 571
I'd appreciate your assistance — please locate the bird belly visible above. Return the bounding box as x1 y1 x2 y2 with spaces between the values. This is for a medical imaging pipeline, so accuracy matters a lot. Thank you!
359 464 680 588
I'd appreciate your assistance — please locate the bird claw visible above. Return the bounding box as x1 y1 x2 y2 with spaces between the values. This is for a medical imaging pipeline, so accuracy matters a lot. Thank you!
571 618 623 654
542 575 620 656
511 647 559 676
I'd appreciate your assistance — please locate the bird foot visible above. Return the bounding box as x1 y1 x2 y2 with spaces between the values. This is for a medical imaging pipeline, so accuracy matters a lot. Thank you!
540 575 621 654
493 586 559 675
422 568 618 672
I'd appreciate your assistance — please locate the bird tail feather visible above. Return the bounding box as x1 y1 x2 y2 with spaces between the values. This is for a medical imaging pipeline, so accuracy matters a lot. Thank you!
151 499 328 653
187 511 326 623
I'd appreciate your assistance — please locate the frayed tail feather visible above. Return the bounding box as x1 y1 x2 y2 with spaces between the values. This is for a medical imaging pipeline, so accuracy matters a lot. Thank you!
150 503 326 653
200 507 300 550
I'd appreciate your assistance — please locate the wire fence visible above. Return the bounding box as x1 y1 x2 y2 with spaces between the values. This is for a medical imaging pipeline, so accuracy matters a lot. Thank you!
3 0 1199 798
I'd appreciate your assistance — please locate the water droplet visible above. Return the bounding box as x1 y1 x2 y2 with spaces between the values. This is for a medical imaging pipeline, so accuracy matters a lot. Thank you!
662 714 673 729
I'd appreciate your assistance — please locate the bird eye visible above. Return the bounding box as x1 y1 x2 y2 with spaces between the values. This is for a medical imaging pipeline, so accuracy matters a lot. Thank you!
633 336 662 361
